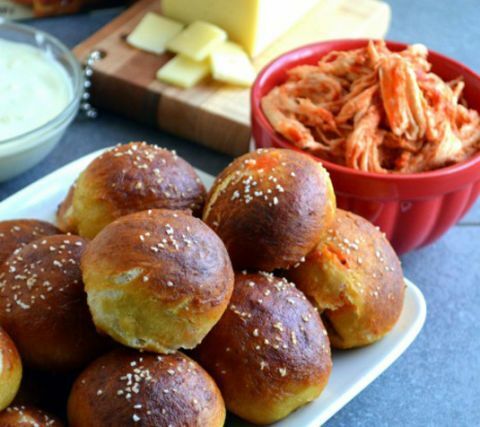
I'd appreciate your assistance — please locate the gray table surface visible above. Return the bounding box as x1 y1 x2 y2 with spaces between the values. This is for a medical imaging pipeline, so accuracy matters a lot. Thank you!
1 1 479 426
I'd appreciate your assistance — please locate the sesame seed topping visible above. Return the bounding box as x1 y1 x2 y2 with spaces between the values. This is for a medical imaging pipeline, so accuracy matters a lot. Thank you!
273 322 284 332
291 331 297 345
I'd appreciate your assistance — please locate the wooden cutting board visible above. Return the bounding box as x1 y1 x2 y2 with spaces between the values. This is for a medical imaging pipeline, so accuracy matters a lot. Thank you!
74 0 391 156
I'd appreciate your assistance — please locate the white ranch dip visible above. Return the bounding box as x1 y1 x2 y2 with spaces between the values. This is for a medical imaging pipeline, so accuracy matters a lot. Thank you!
0 38 73 141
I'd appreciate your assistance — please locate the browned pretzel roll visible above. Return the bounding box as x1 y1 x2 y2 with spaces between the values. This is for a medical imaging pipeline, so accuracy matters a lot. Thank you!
68 349 225 427
0 405 64 426
0 327 22 411
0 220 60 266
0 235 109 371
57 142 206 239
288 209 405 349
195 272 332 424
56 185 76 234
82 209 234 354
202 148 336 271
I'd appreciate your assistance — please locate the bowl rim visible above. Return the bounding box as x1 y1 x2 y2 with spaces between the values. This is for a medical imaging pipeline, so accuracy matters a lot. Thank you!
0 20 84 152
251 38 480 182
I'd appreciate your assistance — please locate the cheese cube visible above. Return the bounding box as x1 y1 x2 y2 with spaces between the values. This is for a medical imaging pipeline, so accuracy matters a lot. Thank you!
166 21 227 61
156 55 210 88
127 12 183 55
211 41 256 87
162 0 320 57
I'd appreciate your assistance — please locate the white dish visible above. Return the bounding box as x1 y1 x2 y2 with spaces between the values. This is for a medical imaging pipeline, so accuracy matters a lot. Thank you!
0 149 427 427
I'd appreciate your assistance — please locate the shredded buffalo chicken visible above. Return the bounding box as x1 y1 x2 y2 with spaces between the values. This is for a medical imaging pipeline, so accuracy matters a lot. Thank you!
261 41 480 173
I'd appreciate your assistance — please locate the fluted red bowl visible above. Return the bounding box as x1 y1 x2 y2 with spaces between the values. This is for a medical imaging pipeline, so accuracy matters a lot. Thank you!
251 39 480 255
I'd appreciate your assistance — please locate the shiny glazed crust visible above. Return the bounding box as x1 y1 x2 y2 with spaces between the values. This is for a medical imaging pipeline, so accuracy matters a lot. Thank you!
57 142 206 239
81 209 234 353
0 327 22 411
0 405 64 426
288 209 405 349
202 148 336 271
195 272 332 424
0 235 109 371
0 220 60 266
68 349 225 427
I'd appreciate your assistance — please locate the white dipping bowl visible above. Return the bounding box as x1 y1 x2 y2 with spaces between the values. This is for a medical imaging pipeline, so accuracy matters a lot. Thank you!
0 21 83 182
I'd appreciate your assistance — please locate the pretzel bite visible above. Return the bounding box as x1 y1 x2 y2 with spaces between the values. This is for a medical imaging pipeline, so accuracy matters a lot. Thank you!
82 209 234 354
0 405 63 426
57 142 206 239
68 349 225 427
195 272 332 424
0 220 60 266
0 235 109 371
0 327 22 411
288 209 405 349
203 148 336 271
56 185 76 234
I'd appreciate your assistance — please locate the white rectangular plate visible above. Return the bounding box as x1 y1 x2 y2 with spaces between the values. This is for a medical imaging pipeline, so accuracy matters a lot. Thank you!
0 149 426 427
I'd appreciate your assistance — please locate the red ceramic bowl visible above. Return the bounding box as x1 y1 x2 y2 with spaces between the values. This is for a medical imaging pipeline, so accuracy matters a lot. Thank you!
251 39 480 255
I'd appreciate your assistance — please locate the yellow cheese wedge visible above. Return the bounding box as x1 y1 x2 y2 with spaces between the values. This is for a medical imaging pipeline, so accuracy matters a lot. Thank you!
162 0 320 57
166 21 227 61
211 41 256 87
127 12 183 55
156 55 210 88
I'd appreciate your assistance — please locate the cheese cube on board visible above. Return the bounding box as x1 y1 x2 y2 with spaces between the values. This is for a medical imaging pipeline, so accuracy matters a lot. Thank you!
162 0 320 57
127 12 183 55
166 21 227 61
156 55 210 88
211 41 256 87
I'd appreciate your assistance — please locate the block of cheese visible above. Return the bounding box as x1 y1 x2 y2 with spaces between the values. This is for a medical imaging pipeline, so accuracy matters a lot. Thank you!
127 12 183 55
156 55 210 88
166 21 227 61
211 41 256 87
162 0 320 57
